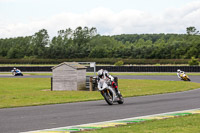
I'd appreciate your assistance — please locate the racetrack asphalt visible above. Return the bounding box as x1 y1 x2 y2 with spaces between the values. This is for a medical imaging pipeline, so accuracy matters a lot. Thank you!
0 75 200 133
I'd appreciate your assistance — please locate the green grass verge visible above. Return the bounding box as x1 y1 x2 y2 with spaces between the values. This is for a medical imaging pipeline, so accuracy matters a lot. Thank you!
119 79 200 97
0 78 200 108
0 78 100 108
83 114 200 133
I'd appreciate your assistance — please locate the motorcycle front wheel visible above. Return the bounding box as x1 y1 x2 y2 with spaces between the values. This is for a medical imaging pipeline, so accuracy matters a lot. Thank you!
12 72 16 76
101 90 114 105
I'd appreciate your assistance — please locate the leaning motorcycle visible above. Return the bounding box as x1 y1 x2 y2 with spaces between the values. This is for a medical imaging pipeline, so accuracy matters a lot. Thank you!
98 78 124 105
180 73 190 81
12 71 23 76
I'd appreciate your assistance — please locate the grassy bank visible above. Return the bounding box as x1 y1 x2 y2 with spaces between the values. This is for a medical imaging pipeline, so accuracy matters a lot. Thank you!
83 114 200 133
0 78 200 108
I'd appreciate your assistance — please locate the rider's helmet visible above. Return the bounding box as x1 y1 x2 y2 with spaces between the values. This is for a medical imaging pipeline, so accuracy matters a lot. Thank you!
177 69 181 73
13 68 16 70
104 70 109 77
97 69 104 78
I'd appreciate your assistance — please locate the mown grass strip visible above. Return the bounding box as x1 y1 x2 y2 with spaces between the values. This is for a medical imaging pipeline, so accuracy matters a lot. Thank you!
1 78 200 108
82 114 200 133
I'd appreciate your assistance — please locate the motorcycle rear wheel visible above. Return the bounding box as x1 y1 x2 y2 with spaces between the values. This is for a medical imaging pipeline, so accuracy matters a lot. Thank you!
117 93 124 104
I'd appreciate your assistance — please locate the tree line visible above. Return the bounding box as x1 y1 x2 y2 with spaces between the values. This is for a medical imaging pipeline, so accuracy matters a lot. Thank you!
0 26 199 59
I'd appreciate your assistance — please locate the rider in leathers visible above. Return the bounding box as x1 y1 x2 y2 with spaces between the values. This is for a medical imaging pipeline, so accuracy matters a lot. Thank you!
11 68 22 76
177 69 185 79
97 69 120 95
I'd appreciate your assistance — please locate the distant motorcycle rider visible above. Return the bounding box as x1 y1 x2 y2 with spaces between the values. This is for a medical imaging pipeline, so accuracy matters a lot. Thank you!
11 67 23 76
97 69 120 95
177 69 185 79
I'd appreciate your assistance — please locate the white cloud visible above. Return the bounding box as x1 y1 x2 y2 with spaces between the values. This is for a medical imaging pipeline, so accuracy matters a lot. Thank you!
1 1 200 38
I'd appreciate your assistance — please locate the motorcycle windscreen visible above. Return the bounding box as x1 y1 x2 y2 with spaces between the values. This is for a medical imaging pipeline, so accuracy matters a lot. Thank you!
98 79 108 91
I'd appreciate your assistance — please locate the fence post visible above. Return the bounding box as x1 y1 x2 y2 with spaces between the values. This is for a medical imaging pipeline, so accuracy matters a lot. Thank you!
92 77 97 91
51 77 53 91
89 77 93 91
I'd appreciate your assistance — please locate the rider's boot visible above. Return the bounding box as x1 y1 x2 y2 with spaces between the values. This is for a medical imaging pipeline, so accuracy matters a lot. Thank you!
115 87 121 95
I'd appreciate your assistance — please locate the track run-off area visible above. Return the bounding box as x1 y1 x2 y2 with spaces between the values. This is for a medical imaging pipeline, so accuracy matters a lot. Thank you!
0 74 200 133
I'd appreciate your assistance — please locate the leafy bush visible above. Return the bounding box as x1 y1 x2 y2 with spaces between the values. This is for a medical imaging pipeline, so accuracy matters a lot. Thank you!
114 60 124 66
188 57 199 66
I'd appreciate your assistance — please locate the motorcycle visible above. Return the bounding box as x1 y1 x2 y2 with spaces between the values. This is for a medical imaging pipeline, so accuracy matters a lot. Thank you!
180 73 190 81
11 70 23 76
98 78 124 105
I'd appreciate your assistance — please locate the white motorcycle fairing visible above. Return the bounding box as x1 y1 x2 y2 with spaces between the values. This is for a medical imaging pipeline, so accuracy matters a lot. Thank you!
98 78 118 102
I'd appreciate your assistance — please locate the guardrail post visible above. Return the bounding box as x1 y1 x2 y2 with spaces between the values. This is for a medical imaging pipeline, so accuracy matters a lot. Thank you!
51 77 53 91
89 77 93 91
92 77 97 91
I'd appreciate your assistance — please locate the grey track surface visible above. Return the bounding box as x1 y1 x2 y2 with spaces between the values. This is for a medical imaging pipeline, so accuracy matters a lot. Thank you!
0 75 200 133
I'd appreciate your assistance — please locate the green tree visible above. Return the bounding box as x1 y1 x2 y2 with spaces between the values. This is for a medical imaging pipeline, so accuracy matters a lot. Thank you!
30 29 49 58
186 26 199 35
73 26 97 57
48 29 73 58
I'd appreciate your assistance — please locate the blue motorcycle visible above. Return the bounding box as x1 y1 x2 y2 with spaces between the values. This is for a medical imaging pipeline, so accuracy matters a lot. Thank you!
11 68 23 76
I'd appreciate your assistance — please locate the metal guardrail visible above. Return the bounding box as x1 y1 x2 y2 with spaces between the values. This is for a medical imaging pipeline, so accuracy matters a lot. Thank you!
86 76 97 91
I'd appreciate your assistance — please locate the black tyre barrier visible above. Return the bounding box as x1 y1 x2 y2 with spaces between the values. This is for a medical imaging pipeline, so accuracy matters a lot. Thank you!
91 66 200 72
0 66 53 72
0 66 200 72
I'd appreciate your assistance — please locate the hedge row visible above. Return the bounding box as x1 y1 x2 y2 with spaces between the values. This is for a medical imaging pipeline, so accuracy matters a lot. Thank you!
0 58 196 65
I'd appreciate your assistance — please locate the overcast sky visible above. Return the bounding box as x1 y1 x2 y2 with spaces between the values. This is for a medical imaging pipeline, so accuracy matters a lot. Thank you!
0 0 200 38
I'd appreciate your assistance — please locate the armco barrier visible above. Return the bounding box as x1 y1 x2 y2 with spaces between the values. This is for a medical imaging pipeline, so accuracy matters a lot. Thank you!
0 66 200 72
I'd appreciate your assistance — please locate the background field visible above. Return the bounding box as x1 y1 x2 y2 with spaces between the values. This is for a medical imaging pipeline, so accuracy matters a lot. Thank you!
1 78 200 108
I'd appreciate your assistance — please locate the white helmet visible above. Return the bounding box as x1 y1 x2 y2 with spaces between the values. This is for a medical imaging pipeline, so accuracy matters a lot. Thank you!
104 70 109 77
177 69 181 73
97 69 104 77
